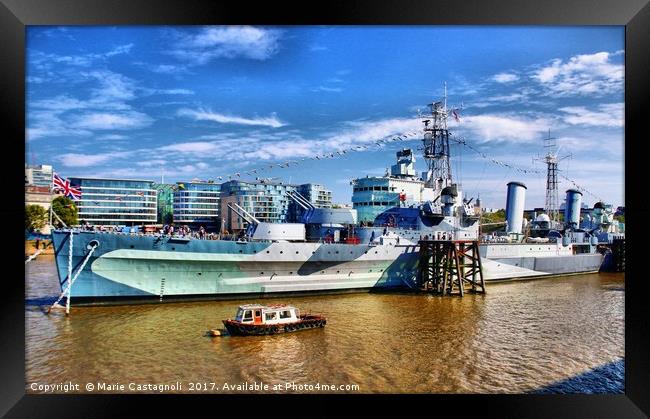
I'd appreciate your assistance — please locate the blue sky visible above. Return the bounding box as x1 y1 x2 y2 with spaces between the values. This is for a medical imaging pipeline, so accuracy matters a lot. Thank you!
26 26 624 209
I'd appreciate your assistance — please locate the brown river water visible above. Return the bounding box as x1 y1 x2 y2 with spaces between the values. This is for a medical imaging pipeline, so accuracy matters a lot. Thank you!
25 255 624 394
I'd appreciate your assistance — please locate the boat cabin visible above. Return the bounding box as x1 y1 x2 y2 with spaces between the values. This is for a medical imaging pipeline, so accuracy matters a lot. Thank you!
233 304 300 325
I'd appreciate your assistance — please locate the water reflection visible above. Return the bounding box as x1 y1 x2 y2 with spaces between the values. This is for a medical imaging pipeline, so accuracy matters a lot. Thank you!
26 255 624 393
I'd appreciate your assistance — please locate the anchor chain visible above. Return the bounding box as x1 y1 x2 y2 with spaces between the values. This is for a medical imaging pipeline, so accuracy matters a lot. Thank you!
47 239 98 315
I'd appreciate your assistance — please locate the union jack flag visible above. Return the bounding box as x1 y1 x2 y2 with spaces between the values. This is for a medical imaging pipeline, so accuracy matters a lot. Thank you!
52 173 82 201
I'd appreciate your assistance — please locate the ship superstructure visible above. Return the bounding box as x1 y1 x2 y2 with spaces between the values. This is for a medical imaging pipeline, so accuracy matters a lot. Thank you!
51 88 607 304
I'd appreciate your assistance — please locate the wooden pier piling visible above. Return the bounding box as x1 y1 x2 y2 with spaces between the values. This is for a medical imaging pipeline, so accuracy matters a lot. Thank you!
417 240 486 295
611 238 625 272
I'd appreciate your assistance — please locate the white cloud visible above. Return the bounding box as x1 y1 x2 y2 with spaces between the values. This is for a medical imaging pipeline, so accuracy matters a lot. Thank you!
458 114 554 143
559 103 624 127
492 73 519 83
105 44 134 57
154 116 420 164
72 111 154 130
169 26 282 65
136 159 166 167
26 110 92 141
177 108 286 128
531 51 623 96
323 118 420 149
57 153 119 167
84 70 136 102
160 141 220 154
28 44 134 70
97 134 128 140
312 86 343 93
144 88 194 96
150 64 190 74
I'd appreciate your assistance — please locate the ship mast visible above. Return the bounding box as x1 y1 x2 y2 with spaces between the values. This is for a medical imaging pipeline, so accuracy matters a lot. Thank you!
534 130 571 225
421 83 453 194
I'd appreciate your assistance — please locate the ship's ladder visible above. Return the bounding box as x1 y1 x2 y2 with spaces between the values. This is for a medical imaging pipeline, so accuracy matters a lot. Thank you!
46 231 99 315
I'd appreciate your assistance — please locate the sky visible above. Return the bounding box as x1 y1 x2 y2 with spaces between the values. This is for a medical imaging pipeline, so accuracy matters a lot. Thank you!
26 26 625 209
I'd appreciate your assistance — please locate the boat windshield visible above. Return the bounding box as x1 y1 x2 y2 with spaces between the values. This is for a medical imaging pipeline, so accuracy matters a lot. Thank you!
241 310 253 322
235 308 244 321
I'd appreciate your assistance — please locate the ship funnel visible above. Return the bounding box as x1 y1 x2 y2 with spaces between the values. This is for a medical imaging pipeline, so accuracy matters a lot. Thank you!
564 189 583 229
505 181 527 234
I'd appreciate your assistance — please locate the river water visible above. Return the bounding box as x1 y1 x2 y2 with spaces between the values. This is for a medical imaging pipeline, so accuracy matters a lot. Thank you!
25 255 624 394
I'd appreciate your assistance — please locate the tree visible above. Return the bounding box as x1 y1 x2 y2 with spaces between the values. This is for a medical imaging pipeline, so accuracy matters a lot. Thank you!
25 205 47 231
51 196 78 227
480 209 506 234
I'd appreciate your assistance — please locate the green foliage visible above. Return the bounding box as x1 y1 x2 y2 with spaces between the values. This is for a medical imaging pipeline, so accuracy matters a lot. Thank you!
51 196 78 228
615 214 625 224
480 209 506 234
25 205 48 231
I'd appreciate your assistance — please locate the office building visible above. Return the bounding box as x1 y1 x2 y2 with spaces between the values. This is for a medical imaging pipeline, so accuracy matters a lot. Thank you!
25 164 53 187
69 177 157 226
172 181 221 229
220 180 295 232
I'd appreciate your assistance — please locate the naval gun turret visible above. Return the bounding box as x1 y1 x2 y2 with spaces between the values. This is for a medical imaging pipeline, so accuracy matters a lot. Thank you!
287 190 358 242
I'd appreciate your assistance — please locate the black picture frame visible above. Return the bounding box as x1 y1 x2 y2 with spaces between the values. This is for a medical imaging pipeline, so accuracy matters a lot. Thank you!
3 0 648 416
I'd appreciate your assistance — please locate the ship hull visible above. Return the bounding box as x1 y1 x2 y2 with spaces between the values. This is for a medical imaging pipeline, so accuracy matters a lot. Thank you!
51 231 604 304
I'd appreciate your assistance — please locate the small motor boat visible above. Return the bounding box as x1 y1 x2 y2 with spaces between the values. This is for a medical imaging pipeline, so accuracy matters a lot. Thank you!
218 304 326 336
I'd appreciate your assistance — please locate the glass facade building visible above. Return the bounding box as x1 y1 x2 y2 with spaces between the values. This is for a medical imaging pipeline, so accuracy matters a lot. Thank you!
172 181 221 229
69 177 157 226
220 180 296 232
297 183 332 208
25 164 53 187
153 183 174 224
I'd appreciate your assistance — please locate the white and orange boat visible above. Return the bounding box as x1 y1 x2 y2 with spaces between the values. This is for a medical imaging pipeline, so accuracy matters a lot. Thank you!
212 304 326 336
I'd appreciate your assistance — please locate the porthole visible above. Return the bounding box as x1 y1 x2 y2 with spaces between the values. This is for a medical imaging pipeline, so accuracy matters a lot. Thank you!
130 245 134 249
266 251 270 254
197 272 202 276
171 247 175 251
289 272 293 275
335 251 339 254
260 272 264 275
280 251 283 254
295 251 299 254
239 250 243 253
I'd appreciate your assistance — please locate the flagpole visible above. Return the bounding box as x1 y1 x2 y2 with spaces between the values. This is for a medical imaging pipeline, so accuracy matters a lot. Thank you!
49 170 54 230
